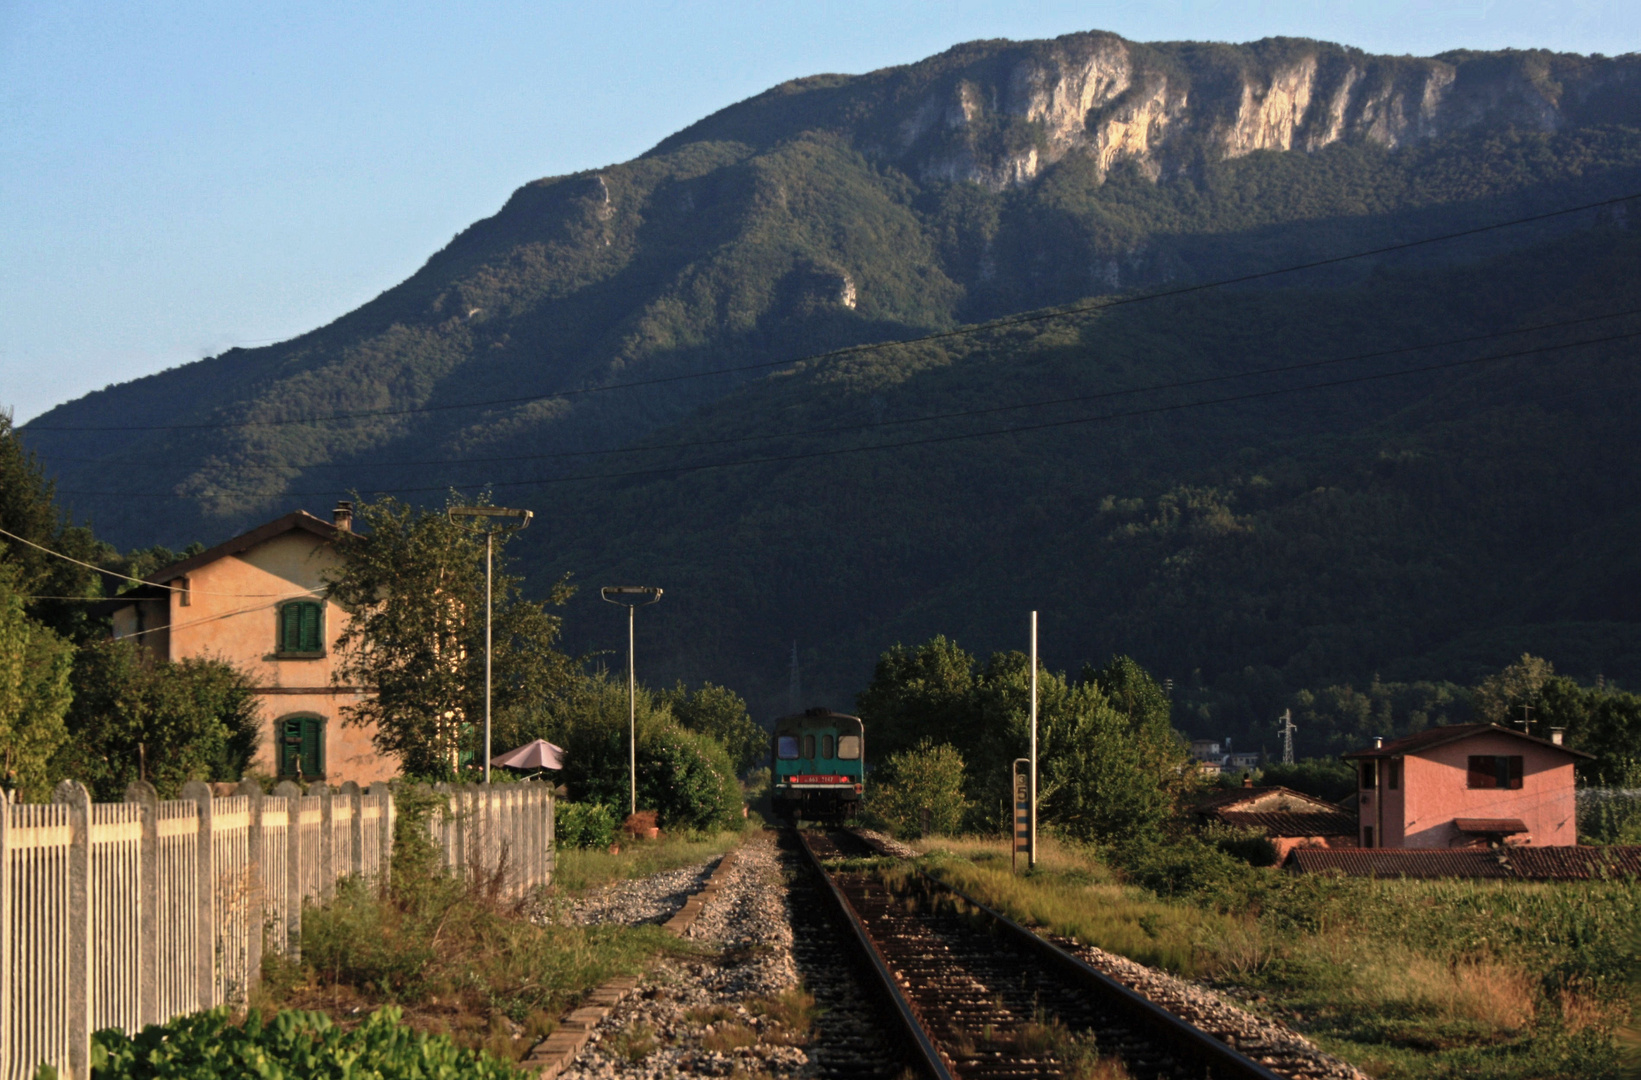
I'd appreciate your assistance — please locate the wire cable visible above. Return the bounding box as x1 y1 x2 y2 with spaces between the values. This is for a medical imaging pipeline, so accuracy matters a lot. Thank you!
0 525 320 598
58 325 1641 499
26 190 1641 435
38 304 1641 475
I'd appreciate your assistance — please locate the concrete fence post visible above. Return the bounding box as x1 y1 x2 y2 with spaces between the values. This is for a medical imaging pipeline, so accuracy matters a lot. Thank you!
341 781 362 879
368 783 394 886
0 790 9 1076
124 781 161 1027
54 779 92 1080
237 780 265 990
314 784 334 900
180 781 215 1011
272 781 302 959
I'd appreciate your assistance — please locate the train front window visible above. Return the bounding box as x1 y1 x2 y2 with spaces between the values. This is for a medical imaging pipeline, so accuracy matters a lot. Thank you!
777 736 799 759
837 735 860 759
803 734 816 759
822 735 835 759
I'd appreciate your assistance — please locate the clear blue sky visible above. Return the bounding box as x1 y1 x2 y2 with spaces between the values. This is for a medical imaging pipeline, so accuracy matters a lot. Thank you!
3 0 1636 424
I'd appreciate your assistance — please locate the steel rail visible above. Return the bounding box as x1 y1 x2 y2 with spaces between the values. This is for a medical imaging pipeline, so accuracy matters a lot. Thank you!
791 829 956 1080
925 874 1290 1080
830 827 1290 1080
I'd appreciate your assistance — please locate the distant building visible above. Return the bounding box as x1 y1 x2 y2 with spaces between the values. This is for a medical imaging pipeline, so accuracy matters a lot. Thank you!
1194 785 1357 861
1342 724 1592 849
1188 738 1263 776
99 503 393 787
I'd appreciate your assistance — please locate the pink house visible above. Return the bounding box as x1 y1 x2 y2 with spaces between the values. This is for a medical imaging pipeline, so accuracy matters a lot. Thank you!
1343 724 1592 849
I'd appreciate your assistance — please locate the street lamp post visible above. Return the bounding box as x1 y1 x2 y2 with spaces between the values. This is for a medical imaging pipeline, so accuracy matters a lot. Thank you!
600 585 663 816
448 506 533 783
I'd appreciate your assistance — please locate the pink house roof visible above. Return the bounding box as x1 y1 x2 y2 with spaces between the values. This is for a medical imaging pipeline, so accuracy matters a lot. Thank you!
1342 723 1593 761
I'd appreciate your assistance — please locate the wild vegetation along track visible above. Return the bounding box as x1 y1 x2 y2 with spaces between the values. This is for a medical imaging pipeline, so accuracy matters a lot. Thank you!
795 827 1290 1080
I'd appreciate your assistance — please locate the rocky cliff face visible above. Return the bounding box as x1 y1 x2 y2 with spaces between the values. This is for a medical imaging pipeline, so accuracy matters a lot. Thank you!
683 34 1641 191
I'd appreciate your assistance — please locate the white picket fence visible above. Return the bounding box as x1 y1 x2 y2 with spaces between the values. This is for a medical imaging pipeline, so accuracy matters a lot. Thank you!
1 777 555 1080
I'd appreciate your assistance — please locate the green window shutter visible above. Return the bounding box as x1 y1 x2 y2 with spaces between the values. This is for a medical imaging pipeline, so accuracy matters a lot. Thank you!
299 602 320 651
279 602 323 653
279 715 325 777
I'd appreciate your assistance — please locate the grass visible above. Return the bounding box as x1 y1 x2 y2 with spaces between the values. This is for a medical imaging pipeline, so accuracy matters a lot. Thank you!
907 834 1639 1080
552 827 746 892
254 824 749 1063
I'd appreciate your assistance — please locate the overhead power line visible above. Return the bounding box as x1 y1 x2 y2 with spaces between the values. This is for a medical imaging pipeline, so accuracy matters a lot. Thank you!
57 326 1641 500
26 190 1640 435
42 304 1641 474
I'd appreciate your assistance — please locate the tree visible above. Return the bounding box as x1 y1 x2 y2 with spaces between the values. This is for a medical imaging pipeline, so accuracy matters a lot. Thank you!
1536 675 1641 780
535 671 740 829
661 681 765 773
325 495 577 777
856 636 980 759
56 639 260 800
1472 654 1557 727
0 563 72 801
0 412 117 642
867 739 969 838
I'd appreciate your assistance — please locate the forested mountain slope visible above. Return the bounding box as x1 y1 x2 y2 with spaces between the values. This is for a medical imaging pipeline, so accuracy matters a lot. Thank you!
23 33 1641 544
18 29 1641 738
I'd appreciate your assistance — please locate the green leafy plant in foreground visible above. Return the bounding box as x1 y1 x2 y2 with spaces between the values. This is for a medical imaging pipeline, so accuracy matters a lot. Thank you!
72 1006 518 1079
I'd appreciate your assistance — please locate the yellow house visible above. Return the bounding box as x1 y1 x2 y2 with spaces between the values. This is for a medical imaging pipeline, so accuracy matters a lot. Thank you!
102 502 394 786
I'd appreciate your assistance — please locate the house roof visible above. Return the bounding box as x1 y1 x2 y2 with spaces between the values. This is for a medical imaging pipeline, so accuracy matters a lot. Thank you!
94 511 343 616
1217 810 1359 837
1193 785 1340 814
1285 845 1641 880
1342 723 1594 761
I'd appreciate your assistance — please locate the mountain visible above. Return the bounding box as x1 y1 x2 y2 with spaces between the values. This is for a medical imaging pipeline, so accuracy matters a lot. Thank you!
20 30 1641 741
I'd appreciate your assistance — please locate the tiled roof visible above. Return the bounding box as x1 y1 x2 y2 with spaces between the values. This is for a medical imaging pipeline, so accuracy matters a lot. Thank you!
1286 846 1641 880
1217 810 1358 836
1453 818 1528 834
1193 786 1340 813
1286 848 1516 878
1343 723 1593 761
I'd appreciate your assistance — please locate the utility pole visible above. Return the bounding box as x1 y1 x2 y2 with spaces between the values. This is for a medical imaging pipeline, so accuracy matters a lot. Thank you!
601 586 663 816
1279 708 1297 765
448 506 533 783
1520 704 1533 733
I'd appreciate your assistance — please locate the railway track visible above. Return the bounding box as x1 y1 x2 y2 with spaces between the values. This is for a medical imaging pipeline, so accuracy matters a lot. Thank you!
793 827 1292 1080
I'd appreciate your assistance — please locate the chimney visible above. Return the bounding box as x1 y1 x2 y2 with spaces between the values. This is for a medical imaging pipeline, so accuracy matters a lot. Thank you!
1241 773 1253 788
1551 728 1565 746
1373 736 1384 750
333 501 353 532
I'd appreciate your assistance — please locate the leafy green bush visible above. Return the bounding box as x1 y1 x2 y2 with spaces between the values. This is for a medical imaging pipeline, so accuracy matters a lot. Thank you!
557 801 618 849
867 739 969 838
78 1006 518 1079
1199 822 1279 867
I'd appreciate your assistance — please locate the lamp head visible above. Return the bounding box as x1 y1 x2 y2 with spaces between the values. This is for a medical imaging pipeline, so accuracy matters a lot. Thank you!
600 585 663 607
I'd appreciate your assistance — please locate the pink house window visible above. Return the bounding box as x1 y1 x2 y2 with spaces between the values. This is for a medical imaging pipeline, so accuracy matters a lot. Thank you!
1466 755 1523 790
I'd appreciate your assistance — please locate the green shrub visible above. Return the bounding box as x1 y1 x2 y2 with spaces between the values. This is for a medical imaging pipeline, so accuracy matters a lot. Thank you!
79 1006 518 1079
867 739 969 838
557 801 618 849
1199 822 1279 867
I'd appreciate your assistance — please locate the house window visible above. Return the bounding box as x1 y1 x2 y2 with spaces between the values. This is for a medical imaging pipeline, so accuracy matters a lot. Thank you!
777 736 799 759
278 601 323 654
837 735 860 759
803 734 816 759
1362 827 1374 847
1467 755 1524 790
1360 761 1377 789
822 735 835 759
278 714 325 779
1388 761 1401 790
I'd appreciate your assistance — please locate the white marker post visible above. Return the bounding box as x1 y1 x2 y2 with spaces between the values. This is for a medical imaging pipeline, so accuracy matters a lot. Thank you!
1029 609 1038 869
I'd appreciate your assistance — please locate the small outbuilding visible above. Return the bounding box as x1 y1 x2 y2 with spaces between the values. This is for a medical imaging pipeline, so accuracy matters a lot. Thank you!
1193 785 1358 861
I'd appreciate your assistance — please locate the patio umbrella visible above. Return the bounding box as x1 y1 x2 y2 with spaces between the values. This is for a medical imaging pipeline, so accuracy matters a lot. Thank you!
491 739 565 770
